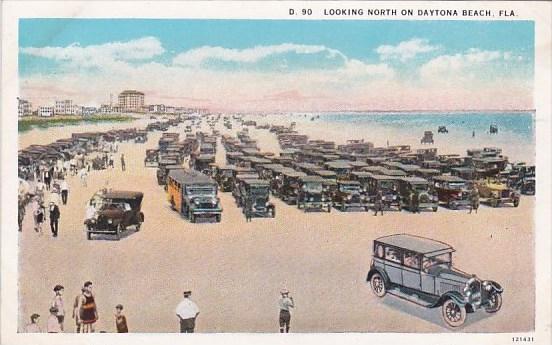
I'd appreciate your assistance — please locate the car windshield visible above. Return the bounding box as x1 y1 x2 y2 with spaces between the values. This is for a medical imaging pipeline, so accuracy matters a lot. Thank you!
412 183 429 192
422 252 452 271
222 170 233 177
379 181 396 190
448 182 466 190
339 184 360 193
186 186 215 195
304 182 323 193
250 186 269 195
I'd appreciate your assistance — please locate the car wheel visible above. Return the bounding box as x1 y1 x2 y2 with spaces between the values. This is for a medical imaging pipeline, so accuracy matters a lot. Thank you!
270 207 276 218
485 292 503 313
215 214 221 223
327 205 331 213
190 214 196 223
341 203 346 212
432 207 438 212
87 232 92 240
449 201 457 210
513 198 520 207
370 273 387 297
490 199 499 208
135 222 141 231
442 299 467 327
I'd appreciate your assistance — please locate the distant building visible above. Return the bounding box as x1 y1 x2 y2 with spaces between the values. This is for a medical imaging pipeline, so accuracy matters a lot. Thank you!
118 90 144 112
73 105 83 115
55 99 74 115
82 107 98 116
149 104 166 113
165 106 175 114
38 106 54 117
18 98 32 117
100 104 112 114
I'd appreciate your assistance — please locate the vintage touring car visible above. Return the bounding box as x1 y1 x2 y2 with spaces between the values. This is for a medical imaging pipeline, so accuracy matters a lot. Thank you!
84 191 144 240
367 234 503 328
475 179 520 207
297 176 332 212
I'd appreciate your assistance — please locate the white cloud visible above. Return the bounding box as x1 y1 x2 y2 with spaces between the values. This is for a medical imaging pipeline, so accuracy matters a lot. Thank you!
20 37 165 68
376 38 439 62
172 43 347 67
419 48 514 81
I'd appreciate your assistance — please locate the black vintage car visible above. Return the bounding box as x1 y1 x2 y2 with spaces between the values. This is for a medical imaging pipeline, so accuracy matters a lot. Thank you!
85 191 144 240
297 176 332 212
238 179 275 218
332 180 369 212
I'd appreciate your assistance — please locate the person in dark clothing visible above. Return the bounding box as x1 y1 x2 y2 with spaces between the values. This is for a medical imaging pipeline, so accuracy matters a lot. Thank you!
43 169 52 191
244 197 253 222
114 304 128 333
120 154 126 171
373 190 384 216
49 202 60 237
410 190 420 213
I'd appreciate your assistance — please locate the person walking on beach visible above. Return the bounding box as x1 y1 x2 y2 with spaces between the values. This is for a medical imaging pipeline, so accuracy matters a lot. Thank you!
43 168 52 191
373 190 384 216
60 179 69 205
410 189 420 213
79 167 88 187
47 307 62 333
245 197 253 222
25 313 42 333
76 281 98 333
175 290 200 333
51 285 65 331
49 202 60 237
114 304 128 333
469 187 480 214
35 179 46 203
120 154 126 171
278 288 294 333
109 154 114 169
72 288 85 333
34 201 45 235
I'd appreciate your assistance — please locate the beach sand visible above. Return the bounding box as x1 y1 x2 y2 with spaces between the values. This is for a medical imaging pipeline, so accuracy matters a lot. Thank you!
18 117 534 333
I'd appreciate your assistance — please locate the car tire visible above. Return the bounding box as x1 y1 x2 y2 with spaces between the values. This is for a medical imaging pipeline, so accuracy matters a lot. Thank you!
215 214 221 223
442 299 467 328
485 292 503 313
87 232 92 240
327 205 331 213
513 198 520 207
370 273 387 298
341 203 346 212
449 201 457 210
270 207 276 218
190 214 196 223
490 199 499 208
136 222 141 231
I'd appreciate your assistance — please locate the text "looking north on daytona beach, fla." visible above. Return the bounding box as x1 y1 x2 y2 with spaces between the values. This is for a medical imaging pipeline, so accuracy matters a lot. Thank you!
288 8 516 17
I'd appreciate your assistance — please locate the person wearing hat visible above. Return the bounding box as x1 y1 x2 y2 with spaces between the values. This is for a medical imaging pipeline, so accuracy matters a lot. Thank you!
114 304 128 333
175 290 200 333
278 288 295 333
49 201 60 237
51 284 65 331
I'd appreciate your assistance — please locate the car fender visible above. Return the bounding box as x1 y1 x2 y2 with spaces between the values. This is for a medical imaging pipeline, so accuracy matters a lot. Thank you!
367 267 390 286
485 280 504 294
435 291 466 308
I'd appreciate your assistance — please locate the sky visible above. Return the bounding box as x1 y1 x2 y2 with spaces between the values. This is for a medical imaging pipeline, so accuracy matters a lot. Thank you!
19 19 534 112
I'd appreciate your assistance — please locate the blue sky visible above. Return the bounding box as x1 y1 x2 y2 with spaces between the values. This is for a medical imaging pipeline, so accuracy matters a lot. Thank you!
18 19 534 111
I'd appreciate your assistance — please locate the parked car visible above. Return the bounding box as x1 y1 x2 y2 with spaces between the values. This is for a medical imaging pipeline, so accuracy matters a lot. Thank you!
144 149 159 167
238 179 275 218
297 176 332 212
475 179 520 207
156 159 180 185
367 234 503 328
432 175 472 209
363 174 402 211
84 190 144 240
332 180 369 212
277 170 307 204
397 177 438 212
167 169 222 223
517 177 535 195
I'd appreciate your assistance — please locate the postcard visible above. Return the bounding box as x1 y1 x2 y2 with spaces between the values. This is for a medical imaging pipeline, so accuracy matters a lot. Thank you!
1 1 550 345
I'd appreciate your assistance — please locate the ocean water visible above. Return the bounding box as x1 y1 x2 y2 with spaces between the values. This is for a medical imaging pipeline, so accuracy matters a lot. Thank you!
259 112 536 164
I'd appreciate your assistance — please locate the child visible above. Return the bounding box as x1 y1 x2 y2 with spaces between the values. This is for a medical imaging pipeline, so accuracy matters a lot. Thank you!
25 313 41 333
47 307 62 333
114 304 128 333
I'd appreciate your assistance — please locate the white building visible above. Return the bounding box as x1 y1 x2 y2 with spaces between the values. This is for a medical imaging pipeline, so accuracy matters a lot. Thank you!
55 99 74 115
38 106 54 117
18 98 32 117
165 106 175 114
100 104 112 114
82 107 98 116
149 104 166 113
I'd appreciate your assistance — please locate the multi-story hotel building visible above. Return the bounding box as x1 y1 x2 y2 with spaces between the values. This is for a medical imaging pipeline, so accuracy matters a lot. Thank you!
55 99 74 115
18 98 32 117
38 106 54 117
118 90 145 112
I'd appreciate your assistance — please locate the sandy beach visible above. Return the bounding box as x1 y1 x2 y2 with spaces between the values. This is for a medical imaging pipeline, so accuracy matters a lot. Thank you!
18 116 535 333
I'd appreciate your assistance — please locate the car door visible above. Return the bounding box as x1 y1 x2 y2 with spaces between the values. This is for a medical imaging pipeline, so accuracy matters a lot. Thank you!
421 256 436 295
383 246 403 285
402 251 422 290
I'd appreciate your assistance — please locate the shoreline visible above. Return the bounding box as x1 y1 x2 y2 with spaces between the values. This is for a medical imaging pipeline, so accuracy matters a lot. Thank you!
18 114 138 132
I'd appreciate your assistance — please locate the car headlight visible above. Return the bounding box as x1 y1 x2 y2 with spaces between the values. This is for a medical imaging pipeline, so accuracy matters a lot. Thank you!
107 219 113 224
483 282 493 291
309 197 314 201
392 195 397 200
321 197 326 201
194 200 200 205
433 195 438 201
347 195 352 200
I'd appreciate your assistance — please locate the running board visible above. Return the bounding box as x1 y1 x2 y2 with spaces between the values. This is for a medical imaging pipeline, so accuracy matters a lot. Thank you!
387 287 439 308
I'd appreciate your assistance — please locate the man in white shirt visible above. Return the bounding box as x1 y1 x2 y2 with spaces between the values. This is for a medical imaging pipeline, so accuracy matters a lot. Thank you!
60 180 69 205
278 289 295 333
175 291 199 333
